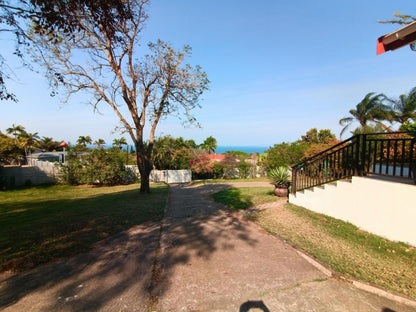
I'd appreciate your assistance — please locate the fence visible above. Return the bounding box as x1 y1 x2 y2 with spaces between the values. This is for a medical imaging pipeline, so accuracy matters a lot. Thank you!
0 161 58 187
291 132 416 193
125 166 192 183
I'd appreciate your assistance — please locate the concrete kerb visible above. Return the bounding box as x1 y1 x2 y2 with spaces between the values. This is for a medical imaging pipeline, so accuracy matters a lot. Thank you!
239 199 416 310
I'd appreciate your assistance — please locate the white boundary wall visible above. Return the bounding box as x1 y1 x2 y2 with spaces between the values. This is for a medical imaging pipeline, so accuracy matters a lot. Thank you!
125 166 191 183
289 176 416 246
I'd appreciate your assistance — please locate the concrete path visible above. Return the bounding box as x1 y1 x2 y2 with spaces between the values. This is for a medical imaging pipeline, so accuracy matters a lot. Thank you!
152 183 416 312
1 182 415 311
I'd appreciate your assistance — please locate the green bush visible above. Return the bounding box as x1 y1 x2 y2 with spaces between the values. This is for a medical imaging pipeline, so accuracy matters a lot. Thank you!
59 148 127 186
238 161 251 178
213 162 224 179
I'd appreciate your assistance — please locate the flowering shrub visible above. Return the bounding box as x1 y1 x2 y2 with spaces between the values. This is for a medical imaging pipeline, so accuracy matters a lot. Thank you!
189 155 214 179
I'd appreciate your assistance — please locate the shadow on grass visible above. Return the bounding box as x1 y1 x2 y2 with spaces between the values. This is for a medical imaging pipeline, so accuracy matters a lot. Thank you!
211 187 254 210
0 186 167 273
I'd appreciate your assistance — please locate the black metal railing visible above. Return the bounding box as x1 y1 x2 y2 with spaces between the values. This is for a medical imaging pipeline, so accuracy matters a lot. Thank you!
291 132 416 194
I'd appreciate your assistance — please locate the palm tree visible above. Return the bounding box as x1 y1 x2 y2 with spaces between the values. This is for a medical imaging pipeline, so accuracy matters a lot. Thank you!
112 137 127 150
6 124 25 142
339 92 391 138
77 135 92 147
18 132 40 165
385 87 416 125
200 136 218 154
94 138 106 148
37 137 61 151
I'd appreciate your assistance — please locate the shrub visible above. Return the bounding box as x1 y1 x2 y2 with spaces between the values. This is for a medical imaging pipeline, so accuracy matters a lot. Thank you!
238 161 251 179
189 155 214 179
59 148 127 186
213 162 224 179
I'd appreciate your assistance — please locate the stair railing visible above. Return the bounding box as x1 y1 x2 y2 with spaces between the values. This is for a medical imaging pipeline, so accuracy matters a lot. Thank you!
291 132 416 194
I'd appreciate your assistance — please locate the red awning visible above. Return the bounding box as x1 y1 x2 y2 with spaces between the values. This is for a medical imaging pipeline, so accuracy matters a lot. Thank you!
377 21 416 55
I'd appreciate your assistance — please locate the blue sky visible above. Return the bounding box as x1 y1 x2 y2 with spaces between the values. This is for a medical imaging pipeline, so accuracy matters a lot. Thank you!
1 1 416 147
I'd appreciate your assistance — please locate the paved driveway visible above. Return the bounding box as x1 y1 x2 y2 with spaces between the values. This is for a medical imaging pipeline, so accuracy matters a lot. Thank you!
1 182 415 311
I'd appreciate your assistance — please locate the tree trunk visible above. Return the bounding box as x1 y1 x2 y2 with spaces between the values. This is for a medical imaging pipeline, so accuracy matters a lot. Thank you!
136 144 152 193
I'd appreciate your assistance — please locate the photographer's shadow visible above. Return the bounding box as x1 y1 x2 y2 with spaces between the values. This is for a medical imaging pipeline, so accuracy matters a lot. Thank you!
239 300 270 312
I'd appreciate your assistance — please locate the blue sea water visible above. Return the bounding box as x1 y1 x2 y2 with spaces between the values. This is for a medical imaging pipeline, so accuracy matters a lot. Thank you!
215 146 269 154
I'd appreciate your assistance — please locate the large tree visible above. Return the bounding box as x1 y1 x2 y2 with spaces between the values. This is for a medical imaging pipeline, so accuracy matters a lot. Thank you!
28 1 209 193
339 92 391 138
0 0 132 101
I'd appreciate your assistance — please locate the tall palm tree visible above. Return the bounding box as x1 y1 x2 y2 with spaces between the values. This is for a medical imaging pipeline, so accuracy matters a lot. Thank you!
200 136 217 154
77 135 92 147
94 138 106 148
385 86 416 125
18 132 40 165
6 124 25 142
37 137 61 151
339 92 391 138
112 137 127 150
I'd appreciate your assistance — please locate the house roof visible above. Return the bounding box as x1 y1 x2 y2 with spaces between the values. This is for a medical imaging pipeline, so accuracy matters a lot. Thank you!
377 21 416 55
207 154 226 161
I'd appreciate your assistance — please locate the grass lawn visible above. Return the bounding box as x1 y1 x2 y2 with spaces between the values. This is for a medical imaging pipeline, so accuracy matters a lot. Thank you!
0 183 169 273
212 186 416 299
212 187 276 210
192 177 269 186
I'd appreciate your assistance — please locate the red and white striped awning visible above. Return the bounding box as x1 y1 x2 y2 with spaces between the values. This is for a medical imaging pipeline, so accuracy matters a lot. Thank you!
377 21 416 55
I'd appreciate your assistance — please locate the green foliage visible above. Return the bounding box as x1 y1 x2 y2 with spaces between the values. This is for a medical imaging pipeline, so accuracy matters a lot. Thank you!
339 92 391 138
36 136 62 151
59 147 127 186
0 132 22 164
301 128 336 144
225 150 248 157
268 166 290 188
262 142 308 169
152 135 195 170
200 135 217 154
400 123 416 137
213 162 224 179
238 161 251 179
58 149 83 185
80 148 126 185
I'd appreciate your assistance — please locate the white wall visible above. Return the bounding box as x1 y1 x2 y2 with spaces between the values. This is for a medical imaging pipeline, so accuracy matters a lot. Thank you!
125 166 192 184
289 177 416 246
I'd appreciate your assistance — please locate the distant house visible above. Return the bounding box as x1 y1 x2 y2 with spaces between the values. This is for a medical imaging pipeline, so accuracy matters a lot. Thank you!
206 154 226 162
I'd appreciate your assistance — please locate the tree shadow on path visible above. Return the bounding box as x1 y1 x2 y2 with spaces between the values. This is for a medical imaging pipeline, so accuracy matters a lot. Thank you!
0 221 160 312
150 184 262 310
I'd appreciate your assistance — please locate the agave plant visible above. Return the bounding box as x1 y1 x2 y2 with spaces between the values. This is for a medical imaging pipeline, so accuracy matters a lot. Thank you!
268 166 291 188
